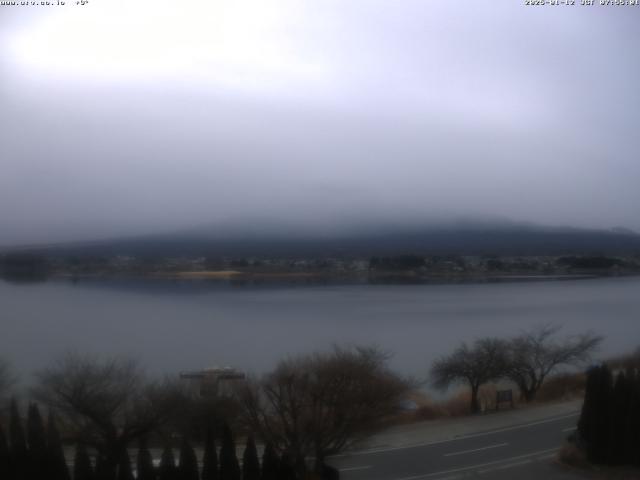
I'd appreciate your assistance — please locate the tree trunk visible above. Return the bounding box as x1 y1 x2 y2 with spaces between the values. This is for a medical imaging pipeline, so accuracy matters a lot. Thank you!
314 446 325 473
101 439 127 480
523 388 536 403
470 385 480 414
517 378 539 403
295 452 307 479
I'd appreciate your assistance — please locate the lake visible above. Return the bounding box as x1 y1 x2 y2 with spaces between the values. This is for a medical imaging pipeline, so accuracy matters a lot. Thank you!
1 276 638 384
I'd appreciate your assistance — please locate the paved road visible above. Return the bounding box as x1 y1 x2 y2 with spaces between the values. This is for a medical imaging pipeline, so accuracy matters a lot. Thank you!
328 411 587 480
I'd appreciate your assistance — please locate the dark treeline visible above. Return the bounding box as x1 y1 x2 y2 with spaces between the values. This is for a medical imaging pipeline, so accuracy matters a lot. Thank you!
0 400 332 480
369 255 426 270
556 256 625 270
0 346 409 480
0 253 48 281
576 364 640 467
1 401 70 480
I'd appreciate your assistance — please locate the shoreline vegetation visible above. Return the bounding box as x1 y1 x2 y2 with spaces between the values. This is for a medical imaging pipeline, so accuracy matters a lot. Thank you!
2 251 640 285
2 342 638 478
27 271 640 288
162 270 598 281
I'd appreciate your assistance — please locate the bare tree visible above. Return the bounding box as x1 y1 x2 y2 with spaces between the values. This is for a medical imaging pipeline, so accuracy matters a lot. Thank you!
0 358 15 402
506 325 602 402
238 346 410 476
430 338 509 414
607 346 640 371
33 352 184 479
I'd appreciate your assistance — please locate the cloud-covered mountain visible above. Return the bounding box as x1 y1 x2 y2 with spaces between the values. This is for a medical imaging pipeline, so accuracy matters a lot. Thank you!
11 219 640 258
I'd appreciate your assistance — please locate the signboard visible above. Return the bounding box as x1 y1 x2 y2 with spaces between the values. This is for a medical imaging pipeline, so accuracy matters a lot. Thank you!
496 389 514 410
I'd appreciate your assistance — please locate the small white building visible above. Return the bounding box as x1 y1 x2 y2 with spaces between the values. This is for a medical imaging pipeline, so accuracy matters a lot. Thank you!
180 366 246 397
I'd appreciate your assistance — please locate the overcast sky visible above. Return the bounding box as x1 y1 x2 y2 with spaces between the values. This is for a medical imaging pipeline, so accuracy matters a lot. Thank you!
1 1 639 246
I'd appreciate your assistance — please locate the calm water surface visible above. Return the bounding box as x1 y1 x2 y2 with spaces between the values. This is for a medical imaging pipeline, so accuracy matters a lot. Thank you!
1 276 638 381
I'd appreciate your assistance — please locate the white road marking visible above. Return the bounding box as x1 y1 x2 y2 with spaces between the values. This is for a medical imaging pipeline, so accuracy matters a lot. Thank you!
443 442 508 457
536 453 557 460
562 426 577 432
389 447 560 480
332 412 579 458
339 465 372 472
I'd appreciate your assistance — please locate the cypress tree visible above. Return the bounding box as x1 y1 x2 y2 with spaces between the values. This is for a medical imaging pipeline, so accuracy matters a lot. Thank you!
260 444 279 480
0 423 11 480
627 369 640 466
95 454 113 480
277 452 296 480
320 463 340 480
580 366 640 466
158 446 177 480
73 444 95 480
27 403 48 480
608 372 630 465
47 411 71 480
219 425 240 480
178 439 199 480
137 438 156 480
578 365 599 450
592 365 613 464
117 450 135 480
9 399 28 480
201 428 218 480
241 436 260 480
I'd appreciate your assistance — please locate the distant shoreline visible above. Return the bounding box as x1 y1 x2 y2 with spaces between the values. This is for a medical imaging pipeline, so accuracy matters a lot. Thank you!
4 252 640 286
40 270 628 287
165 271 599 281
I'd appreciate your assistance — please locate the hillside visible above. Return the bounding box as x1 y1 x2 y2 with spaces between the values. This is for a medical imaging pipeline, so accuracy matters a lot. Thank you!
8 221 640 259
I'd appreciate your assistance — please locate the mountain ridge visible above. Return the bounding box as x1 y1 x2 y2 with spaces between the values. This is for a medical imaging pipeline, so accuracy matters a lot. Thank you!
5 219 640 258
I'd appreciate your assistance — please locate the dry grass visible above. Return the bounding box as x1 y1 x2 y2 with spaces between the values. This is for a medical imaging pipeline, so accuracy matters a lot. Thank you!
410 384 505 421
403 373 587 425
558 443 640 480
439 390 477 417
558 443 590 469
607 347 640 371
536 372 586 402
412 402 450 421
